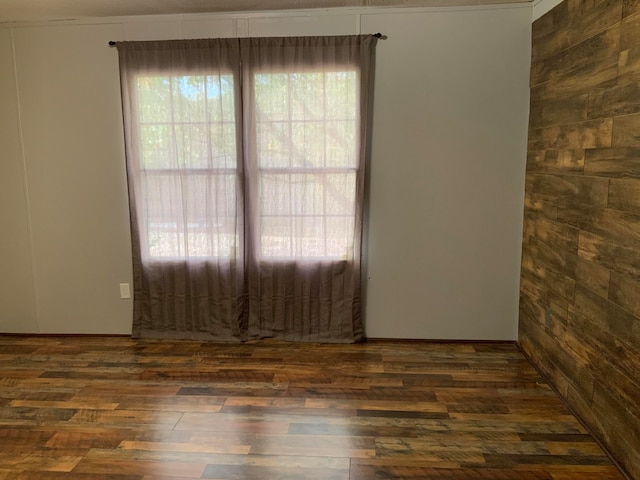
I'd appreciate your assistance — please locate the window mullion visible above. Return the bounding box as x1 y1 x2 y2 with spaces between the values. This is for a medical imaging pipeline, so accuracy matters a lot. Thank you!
250 68 357 260
287 72 294 258
203 75 213 257
167 76 184 257
322 72 328 257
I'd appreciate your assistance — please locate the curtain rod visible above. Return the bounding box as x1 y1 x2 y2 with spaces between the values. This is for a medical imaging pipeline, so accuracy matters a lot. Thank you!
108 33 384 46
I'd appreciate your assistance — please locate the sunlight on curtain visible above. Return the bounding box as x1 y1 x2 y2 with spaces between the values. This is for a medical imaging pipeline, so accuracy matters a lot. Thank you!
116 36 376 342
136 74 238 259
255 71 357 259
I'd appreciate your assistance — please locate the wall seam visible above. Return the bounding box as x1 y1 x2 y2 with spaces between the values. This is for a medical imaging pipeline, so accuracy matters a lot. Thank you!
10 27 41 333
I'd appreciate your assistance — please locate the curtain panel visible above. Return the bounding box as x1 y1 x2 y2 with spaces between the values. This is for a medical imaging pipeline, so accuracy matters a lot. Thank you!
115 35 376 342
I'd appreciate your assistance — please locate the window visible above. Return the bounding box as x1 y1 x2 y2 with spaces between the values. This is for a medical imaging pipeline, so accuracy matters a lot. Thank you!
135 73 239 259
116 36 376 342
255 70 358 259
130 65 361 261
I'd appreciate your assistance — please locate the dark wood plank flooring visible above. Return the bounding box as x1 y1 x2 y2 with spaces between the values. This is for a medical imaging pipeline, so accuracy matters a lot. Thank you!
0 336 626 479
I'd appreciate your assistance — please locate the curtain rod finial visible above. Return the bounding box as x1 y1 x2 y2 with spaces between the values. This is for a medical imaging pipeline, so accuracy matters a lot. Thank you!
109 41 116 46
371 33 386 39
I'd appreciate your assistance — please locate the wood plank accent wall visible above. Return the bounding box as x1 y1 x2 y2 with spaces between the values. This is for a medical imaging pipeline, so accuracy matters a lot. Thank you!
520 1 640 478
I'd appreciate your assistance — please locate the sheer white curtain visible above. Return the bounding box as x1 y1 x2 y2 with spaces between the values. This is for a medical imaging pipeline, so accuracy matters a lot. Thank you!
116 36 376 342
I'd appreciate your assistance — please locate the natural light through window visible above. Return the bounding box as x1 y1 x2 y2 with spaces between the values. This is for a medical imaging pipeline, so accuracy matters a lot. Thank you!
135 74 238 259
133 68 359 262
255 71 358 259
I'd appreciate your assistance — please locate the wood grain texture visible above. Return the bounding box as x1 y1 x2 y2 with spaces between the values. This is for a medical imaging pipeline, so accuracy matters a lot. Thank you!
532 1 569 44
522 2 640 479
526 150 585 174
621 10 640 48
588 81 640 118
532 0 622 63
528 118 613 150
0 336 626 480
619 42 640 77
578 229 640 280
608 178 640 212
532 174 609 206
575 258 611 298
530 27 621 87
529 95 589 128
612 113 640 146
584 147 640 177
623 0 640 17
533 62 620 101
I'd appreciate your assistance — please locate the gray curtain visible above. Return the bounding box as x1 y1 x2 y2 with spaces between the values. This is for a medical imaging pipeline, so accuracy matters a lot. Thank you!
116 35 376 342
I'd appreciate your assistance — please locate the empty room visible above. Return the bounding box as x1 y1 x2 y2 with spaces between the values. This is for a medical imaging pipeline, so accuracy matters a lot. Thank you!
0 0 638 478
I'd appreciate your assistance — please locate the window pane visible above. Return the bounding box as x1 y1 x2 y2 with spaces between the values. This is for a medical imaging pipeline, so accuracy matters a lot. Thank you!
293 216 325 257
137 76 171 123
172 76 206 123
255 74 290 121
326 173 356 215
291 174 323 216
143 174 238 259
134 73 239 259
207 75 236 123
143 174 184 258
257 121 290 168
255 69 359 259
175 123 209 169
140 124 176 169
260 174 291 216
211 123 237 169
326 121 357 168
326 216 354 258
291 121 325 168
255 71 358 170
261 216 292 257
290 72 324 121
326 71 356 120
259 172 356 259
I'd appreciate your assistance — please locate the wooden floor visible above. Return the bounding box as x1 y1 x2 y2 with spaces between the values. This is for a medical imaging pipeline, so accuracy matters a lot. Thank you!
0 336 626 480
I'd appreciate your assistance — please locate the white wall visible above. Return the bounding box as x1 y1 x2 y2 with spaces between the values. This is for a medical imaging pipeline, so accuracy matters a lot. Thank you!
0 29 38 333
11 24 134 334
363 7 531 339
0 4 531 339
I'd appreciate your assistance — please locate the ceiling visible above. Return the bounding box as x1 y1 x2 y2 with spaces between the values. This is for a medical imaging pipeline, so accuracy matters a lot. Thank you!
0 0 533 23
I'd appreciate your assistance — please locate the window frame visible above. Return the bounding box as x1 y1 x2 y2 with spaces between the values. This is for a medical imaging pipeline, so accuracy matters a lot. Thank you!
246 66 362 262
126 57 363 264
129 68 244 262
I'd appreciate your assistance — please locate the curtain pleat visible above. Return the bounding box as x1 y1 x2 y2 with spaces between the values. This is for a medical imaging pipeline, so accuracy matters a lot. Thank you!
116 35 375 343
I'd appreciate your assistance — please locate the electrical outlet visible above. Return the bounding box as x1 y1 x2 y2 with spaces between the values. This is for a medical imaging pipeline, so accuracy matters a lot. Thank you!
119 283 131 299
